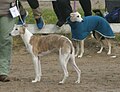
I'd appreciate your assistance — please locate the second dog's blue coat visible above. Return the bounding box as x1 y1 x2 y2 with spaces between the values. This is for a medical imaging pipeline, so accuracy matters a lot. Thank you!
67 16 115 40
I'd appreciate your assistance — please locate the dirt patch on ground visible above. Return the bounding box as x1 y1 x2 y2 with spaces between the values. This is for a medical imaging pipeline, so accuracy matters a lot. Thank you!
0 37 120 92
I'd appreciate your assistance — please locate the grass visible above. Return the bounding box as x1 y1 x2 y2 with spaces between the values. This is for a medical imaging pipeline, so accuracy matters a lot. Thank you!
13 8 83 46
13 8 120 47
25 8 57 24
115 34 120 42
14 8 58 47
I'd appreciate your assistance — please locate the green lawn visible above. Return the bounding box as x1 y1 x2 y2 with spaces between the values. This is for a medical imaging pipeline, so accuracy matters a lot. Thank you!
25 8 57 24
25 8 84 24
14 8 120 46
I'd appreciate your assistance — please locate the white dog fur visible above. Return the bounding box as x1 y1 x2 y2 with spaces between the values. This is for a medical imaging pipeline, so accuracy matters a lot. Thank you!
70 12 112 58
10 25 81 84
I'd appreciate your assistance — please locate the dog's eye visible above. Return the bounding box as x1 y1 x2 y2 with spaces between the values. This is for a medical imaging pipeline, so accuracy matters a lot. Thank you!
15 28 18 30
77 16 79 17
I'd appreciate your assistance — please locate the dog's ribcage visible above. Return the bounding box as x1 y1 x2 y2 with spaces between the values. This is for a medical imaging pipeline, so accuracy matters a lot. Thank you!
29 34 72 56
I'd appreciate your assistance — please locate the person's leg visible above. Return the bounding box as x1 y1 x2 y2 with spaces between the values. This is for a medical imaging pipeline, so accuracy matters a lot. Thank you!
29 0 44 29
27 0 44 29
79 0 92 16
58 0 72 21
17 0 28 24
18 0 44 29
27 0 39 9
18 0 26 16
52 0 72 27
52 1 63 22
26 0 41 18
0 16 15 82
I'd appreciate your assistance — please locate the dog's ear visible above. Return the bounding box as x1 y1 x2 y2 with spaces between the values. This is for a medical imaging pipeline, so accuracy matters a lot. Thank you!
70 13 74 16
19 26 25 34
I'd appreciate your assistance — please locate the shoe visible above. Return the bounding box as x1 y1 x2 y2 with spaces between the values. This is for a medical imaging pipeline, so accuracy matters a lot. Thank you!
56 21 65 27
0 75 10 82
35 17 45 29
93 9 103 17
17 10 28 25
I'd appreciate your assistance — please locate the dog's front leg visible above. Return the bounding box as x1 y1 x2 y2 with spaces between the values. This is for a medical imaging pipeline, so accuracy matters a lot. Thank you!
74 41 80 57
32 55 41 83
78 40 84 58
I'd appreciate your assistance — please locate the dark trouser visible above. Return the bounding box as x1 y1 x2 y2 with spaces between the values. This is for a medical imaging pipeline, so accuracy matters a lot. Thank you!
79 0 92 16
27 0 39 9
52 0 72 22
18 0 41 17
52 0 92 22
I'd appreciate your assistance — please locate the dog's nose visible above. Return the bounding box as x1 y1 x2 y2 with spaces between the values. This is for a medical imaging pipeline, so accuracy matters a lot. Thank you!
9 33 11 36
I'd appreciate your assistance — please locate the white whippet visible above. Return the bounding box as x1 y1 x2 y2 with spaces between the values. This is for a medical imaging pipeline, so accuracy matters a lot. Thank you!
10 25 81 84
68 12 114 58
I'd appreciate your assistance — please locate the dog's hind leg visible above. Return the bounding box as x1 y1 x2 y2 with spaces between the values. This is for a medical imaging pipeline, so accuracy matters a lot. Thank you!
97 41 104 54
74 41 80 57
32 55 41 83
70 55 81 83
59 49 70 84
106 39 111 55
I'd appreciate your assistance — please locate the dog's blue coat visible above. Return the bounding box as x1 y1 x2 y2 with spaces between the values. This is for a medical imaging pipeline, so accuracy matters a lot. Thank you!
67 16 115 40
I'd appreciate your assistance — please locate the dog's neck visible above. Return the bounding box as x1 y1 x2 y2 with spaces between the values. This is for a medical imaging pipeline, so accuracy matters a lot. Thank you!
20 28 33 45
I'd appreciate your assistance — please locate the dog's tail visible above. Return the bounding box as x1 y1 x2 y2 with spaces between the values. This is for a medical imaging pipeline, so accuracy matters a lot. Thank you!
62 36 75 56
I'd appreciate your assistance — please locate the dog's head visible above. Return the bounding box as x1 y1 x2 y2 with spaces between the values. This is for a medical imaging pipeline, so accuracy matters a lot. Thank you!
10 24 26 36
70 12 83 22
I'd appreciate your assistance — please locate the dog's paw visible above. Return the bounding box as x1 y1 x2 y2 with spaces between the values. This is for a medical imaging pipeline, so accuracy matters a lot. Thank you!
107 52 111 55
32 77 41 83
32 80 37 83
75 80 80 83
78 54 83 58
59 81 64 84
97 51 102 54
75 54 78 57
32 79 40 83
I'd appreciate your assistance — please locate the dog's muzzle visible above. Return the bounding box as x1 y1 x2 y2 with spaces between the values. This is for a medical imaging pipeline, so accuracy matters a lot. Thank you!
9 33 12 36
